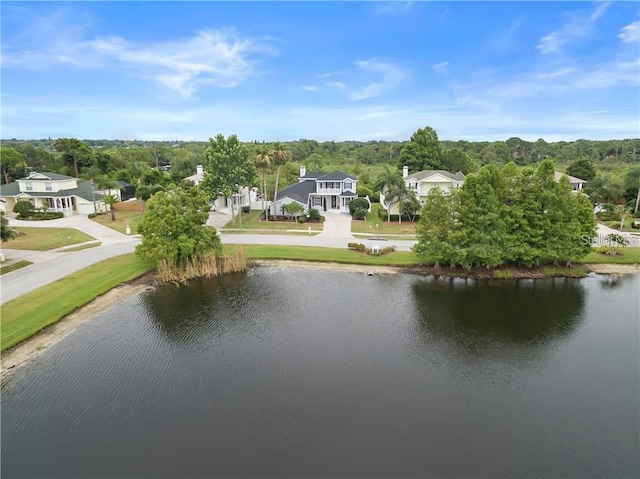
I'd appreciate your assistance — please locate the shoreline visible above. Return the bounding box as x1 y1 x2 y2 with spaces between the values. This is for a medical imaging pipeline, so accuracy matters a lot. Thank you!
2 261 638 383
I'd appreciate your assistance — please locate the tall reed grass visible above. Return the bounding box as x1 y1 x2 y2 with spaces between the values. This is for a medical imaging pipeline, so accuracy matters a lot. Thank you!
156 246 248 283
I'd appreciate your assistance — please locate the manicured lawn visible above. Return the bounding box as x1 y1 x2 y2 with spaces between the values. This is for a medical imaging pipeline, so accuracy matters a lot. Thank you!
221 210 323 231
90 210 144 234
351 203 418 235
236 244 421 265
4 228 96 251
1 254 155 352
59 242 102 252
582 248 640 264
0 260 33 275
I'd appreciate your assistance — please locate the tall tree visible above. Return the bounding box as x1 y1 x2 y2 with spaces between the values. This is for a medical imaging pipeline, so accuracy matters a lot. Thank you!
102 194 119 221
136 188 221 267
270 142 291 217
80 166 103 214
566 158 596 181
202 134 256 223
374 165 405 222
253 148 271 220
53 138 94 176
441 148 477 174
0 147 27 184
397 126 443 172
623 167 640 214
414 188 457 270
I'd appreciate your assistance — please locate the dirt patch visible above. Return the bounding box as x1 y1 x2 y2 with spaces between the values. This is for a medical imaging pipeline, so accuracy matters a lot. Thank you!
1 272 157 384
252 260 401 275
584 263 640 274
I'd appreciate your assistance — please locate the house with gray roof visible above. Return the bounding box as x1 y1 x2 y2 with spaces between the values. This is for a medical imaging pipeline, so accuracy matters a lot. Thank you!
270 165 358 215
381 166 466 216
0 172 105 216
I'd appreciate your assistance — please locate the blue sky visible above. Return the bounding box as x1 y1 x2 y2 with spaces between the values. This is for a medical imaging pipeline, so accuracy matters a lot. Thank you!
1 1 639 142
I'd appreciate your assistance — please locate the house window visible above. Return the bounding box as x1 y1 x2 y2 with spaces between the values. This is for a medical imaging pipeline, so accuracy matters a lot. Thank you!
344 181 352 191
313 196 323 206
45 183 52 192
409 182 418 190
25 182 33 191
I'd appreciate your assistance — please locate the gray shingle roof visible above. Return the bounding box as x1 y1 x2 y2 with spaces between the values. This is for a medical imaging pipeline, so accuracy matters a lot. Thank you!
275 180 317 204
317 171 357 181
0 179 97 201
407 170 466 182
300 172 324 179
22 172 76 181
339 190 357 197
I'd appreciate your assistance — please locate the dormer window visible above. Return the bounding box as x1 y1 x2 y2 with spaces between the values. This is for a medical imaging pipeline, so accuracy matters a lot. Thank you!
344 181 352 191
25 182 33 191
45 183 53 192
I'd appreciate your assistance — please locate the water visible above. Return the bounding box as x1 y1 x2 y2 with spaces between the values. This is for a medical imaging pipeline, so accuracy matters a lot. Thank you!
2 268 639 478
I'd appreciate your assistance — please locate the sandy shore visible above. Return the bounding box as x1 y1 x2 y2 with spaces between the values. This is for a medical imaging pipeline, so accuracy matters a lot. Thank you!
1 277 156 384
2 261 637 383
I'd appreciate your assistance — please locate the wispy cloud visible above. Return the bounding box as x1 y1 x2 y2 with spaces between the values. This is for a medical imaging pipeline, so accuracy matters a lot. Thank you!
618 20 640 43
1 9 277 96
536 2 610 54
432 61 449 75
302 85 318 91
325 59 407 100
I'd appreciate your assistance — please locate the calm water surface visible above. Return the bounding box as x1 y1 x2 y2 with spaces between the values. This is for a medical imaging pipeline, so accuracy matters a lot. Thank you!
2 268 639 478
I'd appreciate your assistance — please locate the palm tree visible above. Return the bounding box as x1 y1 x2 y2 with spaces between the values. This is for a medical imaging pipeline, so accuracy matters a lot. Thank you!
253 148 271 220
270 142 291 217
374 165 405 222
102 194 119 221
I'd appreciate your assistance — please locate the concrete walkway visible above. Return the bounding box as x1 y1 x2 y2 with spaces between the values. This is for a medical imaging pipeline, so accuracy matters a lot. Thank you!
317 211 353 238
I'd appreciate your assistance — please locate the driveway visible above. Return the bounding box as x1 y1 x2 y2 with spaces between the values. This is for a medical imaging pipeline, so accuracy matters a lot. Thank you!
317 211 353 238
595 223 640 247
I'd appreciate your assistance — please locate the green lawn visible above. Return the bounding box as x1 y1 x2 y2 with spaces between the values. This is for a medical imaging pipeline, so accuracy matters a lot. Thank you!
237 244 421 265
351 203 418 235
221 210 323 231
90 210 144 235
1 254 155 352
582 248 640 264
5 228 96 251
0 260 33 275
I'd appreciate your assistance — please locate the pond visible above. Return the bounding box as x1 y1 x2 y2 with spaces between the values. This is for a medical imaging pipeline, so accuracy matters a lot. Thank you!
2 268 638 478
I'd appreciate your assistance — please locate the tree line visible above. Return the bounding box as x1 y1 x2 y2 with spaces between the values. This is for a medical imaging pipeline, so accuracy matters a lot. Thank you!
414 160 597 270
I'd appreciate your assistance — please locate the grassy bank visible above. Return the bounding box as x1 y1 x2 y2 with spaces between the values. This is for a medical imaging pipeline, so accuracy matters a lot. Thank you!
0 260 33 275
351 203 418 235
6 227 96 251
582 248 640 264
90 210 144 234
1 254 155 352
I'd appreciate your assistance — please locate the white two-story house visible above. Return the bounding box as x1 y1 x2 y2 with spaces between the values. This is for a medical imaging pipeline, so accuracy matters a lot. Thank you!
380 166 466 215
0 172 105 216
270 166 358 215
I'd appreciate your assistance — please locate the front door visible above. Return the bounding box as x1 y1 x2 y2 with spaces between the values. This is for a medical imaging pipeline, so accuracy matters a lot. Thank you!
331 196 337 209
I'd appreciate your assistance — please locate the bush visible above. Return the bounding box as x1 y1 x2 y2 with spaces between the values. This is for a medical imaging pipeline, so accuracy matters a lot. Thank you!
241 206 251 214
352 207 367 220
607 221 621 229
597 245 612 255
88 213 98 219
596 203 621 221
349 197 369 217
14 201 34 218
29 211 64 220
297 215 307 224
348 242 367 252
309 208 322 222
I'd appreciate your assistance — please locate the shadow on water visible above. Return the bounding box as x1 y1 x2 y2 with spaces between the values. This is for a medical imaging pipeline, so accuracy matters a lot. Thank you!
139 273 252 345
406 276 586 374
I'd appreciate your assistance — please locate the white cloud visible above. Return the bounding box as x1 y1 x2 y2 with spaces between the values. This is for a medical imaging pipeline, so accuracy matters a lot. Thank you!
1 10 277 96
374 1 413 16
536 2 610 54
618 20 640 43
432 61 449 75
302 85 318 91
325 59 407 100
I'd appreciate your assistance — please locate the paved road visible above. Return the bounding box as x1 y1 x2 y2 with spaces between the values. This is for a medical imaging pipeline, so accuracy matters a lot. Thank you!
2 213 634 305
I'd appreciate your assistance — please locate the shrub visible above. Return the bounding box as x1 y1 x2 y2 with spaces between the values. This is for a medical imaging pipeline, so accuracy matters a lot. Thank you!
297 215 307 224
241 206 251 214
88 213 98 219
596 203 621 221
30 211 64 220
348 242 367 252
597 245 612 255
14 201 33 218
607 221 620 229
349 197 370 217
309 208 322 222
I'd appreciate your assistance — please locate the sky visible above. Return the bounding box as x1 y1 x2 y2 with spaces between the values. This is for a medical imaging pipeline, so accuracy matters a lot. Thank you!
1 1 639 143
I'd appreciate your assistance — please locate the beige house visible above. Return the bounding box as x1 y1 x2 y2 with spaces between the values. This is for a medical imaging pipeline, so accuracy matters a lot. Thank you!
0 172 105 216
554 171 587 192
381 166 466 215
